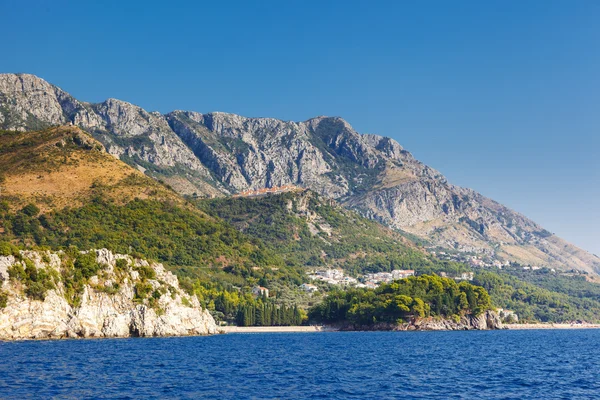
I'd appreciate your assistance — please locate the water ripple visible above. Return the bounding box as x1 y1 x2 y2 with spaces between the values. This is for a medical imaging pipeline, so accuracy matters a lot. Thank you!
0 330 599 399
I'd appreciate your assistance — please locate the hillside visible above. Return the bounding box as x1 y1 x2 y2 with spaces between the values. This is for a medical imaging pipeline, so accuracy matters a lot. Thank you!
198 190 462 276
0 125 179 211
0 127 299 289
1 73 597 274
198 191 600 323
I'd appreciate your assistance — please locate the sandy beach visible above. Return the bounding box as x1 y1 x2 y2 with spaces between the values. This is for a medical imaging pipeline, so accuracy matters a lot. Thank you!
218 326 335 333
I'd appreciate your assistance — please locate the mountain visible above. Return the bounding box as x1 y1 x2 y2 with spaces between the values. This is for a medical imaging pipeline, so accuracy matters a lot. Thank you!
1 73 598 274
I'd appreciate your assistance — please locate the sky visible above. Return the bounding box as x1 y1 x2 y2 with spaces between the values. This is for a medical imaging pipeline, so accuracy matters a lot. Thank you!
1 0 598 255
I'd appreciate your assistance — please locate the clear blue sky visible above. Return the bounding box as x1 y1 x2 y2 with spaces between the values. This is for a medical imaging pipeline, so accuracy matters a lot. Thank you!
2 0 598 255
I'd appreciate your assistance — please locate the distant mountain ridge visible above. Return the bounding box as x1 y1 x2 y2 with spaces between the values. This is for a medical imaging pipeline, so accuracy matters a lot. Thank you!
1 73 598 274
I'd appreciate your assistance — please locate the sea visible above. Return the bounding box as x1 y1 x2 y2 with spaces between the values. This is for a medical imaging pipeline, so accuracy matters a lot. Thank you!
0 330 599 399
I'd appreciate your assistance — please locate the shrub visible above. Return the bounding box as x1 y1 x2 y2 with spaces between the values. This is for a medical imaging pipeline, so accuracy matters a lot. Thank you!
74 252 101 279
134 282 153 301
8 263 27 281
21 204 40 217
0 290 8 308
181 296 192 307
115 259 128 271
41 253 51 264
96 282 120 295
0 241 19 257
25 281 47 301
133 264 156 280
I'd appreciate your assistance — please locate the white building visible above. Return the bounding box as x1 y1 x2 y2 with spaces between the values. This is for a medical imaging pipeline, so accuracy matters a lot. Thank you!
498 308 518 323
365 281 379 289
318 269 344 279
252 286 269 297
391 269 415 279
455 272 474 281
341 276 358 285
300 283 319 293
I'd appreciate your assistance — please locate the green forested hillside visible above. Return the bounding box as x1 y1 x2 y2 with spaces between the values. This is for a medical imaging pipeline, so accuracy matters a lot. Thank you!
1 198 287 274
2 127 600 325
197 190 470 276
473 271 600 323
309 275 492 325
198 192 600 323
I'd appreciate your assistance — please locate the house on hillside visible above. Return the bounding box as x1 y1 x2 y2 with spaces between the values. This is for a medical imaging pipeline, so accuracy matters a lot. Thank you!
391 269 415 279
341 276 358 286
498 308 518 323
300 283 319 293
365 281 378 289
455 272 474 281
252 286 269 297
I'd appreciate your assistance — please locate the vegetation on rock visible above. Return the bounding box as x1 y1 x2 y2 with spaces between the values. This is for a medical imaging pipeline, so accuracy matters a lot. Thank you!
309 275 492 325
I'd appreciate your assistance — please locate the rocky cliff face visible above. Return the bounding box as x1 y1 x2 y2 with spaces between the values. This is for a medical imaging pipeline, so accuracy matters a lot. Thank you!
401 310 504 331
338 310 504 331
1 73 598 274
0 249 217 340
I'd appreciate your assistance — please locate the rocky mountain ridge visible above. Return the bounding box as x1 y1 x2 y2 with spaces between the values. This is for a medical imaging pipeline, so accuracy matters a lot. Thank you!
0 248 217 340
1 73 598 274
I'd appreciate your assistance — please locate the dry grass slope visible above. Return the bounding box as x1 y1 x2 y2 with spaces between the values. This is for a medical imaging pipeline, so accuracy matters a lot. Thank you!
0 126 181 211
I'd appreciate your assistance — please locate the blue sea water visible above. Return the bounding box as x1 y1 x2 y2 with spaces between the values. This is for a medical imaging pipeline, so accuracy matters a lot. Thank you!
0 330 599 399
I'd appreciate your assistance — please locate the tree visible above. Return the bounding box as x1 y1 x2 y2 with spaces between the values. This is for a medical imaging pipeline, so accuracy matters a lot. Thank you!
21 204 40 217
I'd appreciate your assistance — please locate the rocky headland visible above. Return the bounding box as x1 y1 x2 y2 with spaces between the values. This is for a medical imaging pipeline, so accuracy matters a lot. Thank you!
335 310 504 331
0 249 217 340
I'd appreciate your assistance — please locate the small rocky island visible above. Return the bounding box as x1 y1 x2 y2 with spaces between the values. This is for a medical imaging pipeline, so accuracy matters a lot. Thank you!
0 249 217 340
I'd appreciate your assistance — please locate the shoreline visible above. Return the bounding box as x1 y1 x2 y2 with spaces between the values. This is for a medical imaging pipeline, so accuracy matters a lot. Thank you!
219 323 600 333
218 326 335 333
4 323 600 340
505 323 600 330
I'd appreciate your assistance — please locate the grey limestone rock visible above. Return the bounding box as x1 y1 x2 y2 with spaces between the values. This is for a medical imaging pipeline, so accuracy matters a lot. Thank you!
0 249 217 340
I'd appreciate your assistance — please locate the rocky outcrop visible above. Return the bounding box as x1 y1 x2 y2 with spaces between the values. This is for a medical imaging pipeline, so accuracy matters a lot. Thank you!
401 310 504 331
1 73 599 273
338 311 504 331
0 249 217 340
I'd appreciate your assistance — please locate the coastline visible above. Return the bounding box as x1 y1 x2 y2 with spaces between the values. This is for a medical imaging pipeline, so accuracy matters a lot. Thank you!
5 323 600 339
220 322 600 333
218 326 335 333
505 323 600 330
